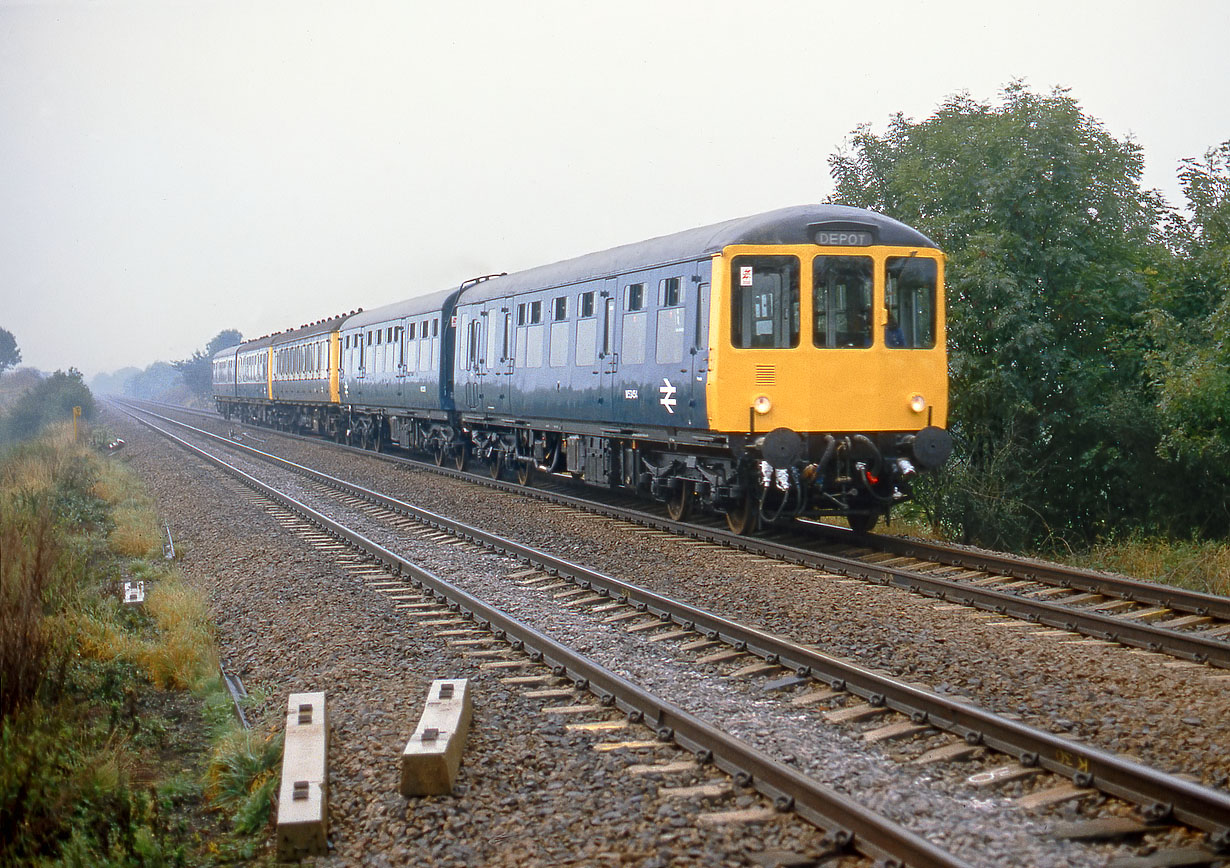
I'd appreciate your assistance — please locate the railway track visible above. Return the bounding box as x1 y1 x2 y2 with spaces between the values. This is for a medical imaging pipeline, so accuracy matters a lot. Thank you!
115 400 1230 862
117 404 962 868
130 399 1230 672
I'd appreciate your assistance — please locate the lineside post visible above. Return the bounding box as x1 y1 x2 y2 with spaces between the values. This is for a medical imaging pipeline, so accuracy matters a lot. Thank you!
276 691 329 859
401 679 472 796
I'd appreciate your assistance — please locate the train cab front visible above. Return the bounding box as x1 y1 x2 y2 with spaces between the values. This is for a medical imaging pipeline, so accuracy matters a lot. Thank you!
708 226 951 533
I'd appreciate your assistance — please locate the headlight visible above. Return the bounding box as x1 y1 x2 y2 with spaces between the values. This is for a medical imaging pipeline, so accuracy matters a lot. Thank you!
753 395 772 415
909 394 927 413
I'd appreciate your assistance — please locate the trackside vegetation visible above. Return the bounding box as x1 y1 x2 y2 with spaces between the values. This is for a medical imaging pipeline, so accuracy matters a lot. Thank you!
0 419 282 866
831 83 1230 575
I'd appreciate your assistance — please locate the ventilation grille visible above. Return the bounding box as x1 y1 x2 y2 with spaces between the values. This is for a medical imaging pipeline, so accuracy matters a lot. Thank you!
754 365 776 386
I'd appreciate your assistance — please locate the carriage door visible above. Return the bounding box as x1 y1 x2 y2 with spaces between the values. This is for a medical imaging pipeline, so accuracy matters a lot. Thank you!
496 308 515 413
353 330 368 403
480 304 508 414
599 280 619 410
394 321 407 400
688 270 711 427
463 315 483 409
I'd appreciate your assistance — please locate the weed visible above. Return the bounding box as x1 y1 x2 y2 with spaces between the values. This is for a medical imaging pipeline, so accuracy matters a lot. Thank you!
140 582 218 691
205 728 284 834
0 491 60 718
0 429 249 865
1073 534 1230 596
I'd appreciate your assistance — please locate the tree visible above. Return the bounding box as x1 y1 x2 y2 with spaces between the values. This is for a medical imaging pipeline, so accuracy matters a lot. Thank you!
830 83 1170 548
173 329 243 399
1 369 94 442
0 328 20 374
1146 141 1230 535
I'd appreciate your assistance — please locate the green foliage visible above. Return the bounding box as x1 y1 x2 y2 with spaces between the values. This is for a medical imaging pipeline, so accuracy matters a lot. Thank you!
205 729 283 834
172 329 243 399
0 491 61 719
121 362 190 404
1146 140 1230 535
0 680 190 868
0 328 20 374
0 433 254 864
0 370 95 444
831 83 1176 548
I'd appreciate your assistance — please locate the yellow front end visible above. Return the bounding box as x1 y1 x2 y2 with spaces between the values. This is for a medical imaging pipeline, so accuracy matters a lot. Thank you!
706 244 947 435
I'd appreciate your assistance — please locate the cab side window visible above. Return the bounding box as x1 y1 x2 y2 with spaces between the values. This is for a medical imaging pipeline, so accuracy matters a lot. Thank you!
885 257 938 349
730 256 800 349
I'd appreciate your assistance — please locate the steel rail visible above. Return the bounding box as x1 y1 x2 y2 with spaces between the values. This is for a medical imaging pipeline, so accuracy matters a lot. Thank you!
118 402 1230 848
814 526 1230 623
119 406 969 868
118 402 1230 616
120 401 1230 669
730 534 1230 670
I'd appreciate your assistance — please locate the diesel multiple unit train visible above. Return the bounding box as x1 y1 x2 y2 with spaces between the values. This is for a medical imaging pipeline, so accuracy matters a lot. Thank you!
212 204 952 533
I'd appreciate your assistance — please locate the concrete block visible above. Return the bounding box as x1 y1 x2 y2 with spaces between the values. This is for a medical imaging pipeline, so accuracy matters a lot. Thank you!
276 692 329 860
400 679 472 796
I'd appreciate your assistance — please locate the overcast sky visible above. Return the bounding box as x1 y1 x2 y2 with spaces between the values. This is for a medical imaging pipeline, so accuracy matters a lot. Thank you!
2 0 1227 377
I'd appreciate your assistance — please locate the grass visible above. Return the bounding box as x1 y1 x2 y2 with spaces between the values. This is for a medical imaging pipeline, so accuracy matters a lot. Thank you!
1068 535 1230 596
888 499 1230 595
0 424 282 866
205 729 284 835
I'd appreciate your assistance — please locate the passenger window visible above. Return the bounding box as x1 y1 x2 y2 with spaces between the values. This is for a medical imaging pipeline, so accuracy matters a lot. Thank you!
553 296 568 321
529 300 542 324
730 256 800 349
431 319 438 337
656 307 685 364
886 257 938 349
525 324 544 367
409 323 415 340
622 312 647 364
625 283 644 311
659 277 681 307
550 319 568 367
580 291 595 318
813 256 873 349
576 317 597 366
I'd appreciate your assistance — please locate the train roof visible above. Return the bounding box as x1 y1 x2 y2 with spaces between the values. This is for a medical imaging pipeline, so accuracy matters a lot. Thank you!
213 334 272 361
341 287 460 330
457 205 937 304
270 312 351 346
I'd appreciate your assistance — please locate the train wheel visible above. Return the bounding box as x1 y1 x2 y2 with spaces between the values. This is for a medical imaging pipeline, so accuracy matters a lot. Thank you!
665 482 694 522
515 460 534 486
725 493 759 535
433 443 446 466
453 444 468 472
488 453 504 480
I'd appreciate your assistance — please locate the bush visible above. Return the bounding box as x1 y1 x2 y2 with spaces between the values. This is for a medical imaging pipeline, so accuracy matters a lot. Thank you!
0 369 94 444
